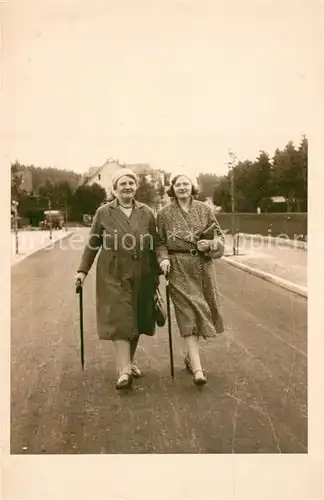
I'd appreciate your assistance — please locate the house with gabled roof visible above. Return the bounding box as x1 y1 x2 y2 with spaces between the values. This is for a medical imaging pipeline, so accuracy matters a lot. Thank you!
81 157 165 199
80 158 123 198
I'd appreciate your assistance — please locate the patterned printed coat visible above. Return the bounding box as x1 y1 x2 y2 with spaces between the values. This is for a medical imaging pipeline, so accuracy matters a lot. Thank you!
77 199 160 341
156 198 225 337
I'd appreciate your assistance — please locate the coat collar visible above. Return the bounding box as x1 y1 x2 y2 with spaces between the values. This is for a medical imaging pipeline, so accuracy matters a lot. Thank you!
169 197 203 244
106 198 146 237
109 198 144 210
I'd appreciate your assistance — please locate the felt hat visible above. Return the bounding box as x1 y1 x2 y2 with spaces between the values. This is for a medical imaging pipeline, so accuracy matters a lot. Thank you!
111 168 138 189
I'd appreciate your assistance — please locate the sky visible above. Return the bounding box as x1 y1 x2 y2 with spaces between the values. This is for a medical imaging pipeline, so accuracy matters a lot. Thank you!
2 0 316 176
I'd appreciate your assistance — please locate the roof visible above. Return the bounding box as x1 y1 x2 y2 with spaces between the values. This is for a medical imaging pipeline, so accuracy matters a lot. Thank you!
87 166 101 177
83 160 155 185
84 160 123 184
125 163 153 175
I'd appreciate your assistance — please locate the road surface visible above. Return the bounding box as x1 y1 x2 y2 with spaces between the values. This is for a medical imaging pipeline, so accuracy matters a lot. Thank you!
11 230 307 454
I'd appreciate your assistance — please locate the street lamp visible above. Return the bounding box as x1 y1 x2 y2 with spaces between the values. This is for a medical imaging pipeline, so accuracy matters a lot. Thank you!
12 200 19 254
227 149 238 255
65 199 68 232
48 199 52 240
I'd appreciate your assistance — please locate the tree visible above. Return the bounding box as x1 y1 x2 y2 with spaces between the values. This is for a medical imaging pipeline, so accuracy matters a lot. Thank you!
247 152 273 210
271 140 306 211
212 152 274 213
53 181 73 208
297 135 307 211
155 181 165 199
39 180 55 200
196 191 207 202
253 151 273 204
212 176 231 211
164 172 172 186
230 160 254 212
70 183 107 221
135 175 157 205
11 162 24 200
230 154 272 212
197 173 220 199
11 163 82 193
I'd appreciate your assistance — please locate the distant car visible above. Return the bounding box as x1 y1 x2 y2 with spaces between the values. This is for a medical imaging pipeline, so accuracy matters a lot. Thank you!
40 210 64 230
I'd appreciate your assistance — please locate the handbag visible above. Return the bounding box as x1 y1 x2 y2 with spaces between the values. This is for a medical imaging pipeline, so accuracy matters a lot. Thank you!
199 222 225 259
154 287 167 327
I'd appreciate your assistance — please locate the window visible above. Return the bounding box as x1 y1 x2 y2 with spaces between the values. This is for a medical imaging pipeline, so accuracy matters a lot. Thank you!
98 174 101 181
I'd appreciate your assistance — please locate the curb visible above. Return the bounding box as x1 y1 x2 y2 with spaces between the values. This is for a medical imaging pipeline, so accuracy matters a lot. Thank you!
223 256 307 298
11 231 75 267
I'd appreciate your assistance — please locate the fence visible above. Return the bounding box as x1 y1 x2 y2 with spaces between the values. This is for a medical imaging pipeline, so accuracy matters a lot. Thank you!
215 212 307 241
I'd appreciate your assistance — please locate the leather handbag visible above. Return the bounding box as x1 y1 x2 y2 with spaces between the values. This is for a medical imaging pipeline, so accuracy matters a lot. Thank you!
200 222 225 259
154 287 167 327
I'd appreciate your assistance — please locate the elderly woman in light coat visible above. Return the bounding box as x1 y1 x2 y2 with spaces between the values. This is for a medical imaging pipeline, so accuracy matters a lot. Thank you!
156 170 225 386
75 169 160 390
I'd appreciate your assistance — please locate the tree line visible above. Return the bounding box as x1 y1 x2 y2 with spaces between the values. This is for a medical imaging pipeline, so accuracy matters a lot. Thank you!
210 136 307 213
11 163 106 225
11 162 166 225
11 135 307 226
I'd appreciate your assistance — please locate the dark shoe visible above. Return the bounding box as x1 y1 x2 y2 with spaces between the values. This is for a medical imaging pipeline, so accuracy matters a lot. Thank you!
116 373 133 390
193 370 207 386
130 362 142 378
184 356 193 374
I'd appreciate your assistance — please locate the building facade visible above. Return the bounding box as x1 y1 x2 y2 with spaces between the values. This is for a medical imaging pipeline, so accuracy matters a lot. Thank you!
82 158 165 199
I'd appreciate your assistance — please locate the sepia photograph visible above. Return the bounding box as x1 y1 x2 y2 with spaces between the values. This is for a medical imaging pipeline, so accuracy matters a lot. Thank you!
4 0 323 498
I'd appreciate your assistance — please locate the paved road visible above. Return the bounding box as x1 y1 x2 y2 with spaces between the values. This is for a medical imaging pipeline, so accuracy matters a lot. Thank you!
11 230 307 454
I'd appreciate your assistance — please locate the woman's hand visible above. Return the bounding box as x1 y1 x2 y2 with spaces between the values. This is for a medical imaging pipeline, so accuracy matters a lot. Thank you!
197 239 210 252
74 271 86 287
160 259 171 276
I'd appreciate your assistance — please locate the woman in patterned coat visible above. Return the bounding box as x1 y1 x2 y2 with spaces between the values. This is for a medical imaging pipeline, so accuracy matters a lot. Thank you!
74 168 160 390
156 170 225 386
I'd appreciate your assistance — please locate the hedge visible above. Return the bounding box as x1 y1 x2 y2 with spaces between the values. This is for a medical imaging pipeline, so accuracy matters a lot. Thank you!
215 212 307 241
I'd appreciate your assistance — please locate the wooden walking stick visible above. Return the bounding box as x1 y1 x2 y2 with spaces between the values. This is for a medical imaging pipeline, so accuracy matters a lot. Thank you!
165 272 174 379
76 279 85 370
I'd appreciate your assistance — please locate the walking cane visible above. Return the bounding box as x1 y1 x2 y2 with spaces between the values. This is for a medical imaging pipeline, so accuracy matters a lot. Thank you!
76 279 85 370
165 272 174 379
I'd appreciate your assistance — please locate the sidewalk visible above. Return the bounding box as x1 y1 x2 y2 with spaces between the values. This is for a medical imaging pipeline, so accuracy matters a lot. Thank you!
11 229 76 266
223 234 307 296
